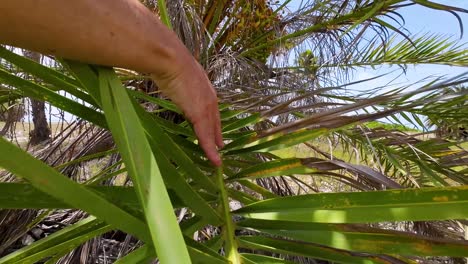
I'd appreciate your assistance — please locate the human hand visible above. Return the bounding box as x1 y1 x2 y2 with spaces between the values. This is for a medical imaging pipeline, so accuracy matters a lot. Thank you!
151 53 224 167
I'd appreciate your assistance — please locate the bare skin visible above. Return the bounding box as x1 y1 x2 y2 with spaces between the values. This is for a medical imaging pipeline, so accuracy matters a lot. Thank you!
0 0 223 166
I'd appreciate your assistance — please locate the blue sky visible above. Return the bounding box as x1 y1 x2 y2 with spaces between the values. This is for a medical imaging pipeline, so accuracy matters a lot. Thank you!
282 0 467 129
355 0 468 90
287 0 468 92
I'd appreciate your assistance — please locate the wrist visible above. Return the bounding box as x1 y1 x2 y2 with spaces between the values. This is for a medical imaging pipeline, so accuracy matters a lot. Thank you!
148 39 194 84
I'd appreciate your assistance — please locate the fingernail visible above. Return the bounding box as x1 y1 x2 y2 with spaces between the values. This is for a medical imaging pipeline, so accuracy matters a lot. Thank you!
213 156 222 167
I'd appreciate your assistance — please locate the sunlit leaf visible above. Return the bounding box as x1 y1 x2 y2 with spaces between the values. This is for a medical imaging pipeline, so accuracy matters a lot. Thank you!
235 186 468 223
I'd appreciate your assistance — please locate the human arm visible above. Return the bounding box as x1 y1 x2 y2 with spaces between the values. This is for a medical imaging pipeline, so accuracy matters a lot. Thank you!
0 0 223 166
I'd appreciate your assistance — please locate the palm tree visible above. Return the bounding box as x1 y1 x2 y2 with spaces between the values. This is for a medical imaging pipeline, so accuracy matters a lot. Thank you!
22 50 51 146
0 0 467 263
427 85 468 140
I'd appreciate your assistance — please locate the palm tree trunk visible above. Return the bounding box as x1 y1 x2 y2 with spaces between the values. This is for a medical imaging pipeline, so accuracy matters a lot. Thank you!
29 99 50 145
22 50 51 145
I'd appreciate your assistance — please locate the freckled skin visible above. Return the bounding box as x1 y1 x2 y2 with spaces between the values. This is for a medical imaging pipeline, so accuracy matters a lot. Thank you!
0 0 223 166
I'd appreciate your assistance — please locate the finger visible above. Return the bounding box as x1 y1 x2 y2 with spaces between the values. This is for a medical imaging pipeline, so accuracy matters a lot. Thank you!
194 119 222 167
213 108 224 149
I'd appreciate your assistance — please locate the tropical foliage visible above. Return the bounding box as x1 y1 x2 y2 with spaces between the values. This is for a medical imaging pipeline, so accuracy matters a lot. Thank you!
0 0 467 263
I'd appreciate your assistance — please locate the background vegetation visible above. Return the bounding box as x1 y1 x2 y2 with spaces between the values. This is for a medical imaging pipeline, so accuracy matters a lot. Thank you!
0 0 467 263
